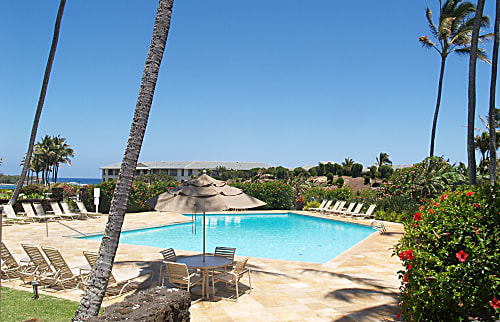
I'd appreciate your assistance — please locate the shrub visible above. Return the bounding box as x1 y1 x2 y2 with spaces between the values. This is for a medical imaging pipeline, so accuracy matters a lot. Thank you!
326 173 334 184
335 177 344 188
394 185 500 320
230 181 294 210
303 200 320 210
294 195 305 210
364 175 371 185
370 166 377 179
378 165 393 179
303 186 351 202
342 166 351 176
21 185 42 196
351 163 363 178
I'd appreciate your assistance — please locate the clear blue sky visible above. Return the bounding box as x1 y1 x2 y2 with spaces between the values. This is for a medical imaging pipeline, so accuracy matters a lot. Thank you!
0 0 497 178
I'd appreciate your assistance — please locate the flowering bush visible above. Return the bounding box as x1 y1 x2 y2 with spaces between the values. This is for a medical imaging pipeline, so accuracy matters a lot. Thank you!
230 181 294 210
394 184 500 320
303 186 351 204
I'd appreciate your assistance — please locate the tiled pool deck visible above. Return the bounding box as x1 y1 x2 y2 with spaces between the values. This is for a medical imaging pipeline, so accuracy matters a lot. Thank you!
1 211 404 321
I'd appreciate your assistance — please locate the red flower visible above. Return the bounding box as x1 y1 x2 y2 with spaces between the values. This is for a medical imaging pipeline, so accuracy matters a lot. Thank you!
399 251 405 261
466 191 475 196
406 249 414 260
474 227 479 234
278 188 281 191
413 222 418 227
419 205 424 211
474 203 480 209
414 212 422 221
408 263 412 271
441 193 449 201
403 274 408 283
396 313 401 319
433 202 439 207
490 297 500 309
429 209 434 215
456 250 468 262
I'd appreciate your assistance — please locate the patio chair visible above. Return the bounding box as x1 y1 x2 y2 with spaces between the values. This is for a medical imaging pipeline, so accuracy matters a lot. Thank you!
211 257 252 302
20 244 55 284
2 205 29 224
50 202 76 220
41 246 84 291
318 200 333 213
61 201 87 219
335 202 357 216
22 203 53 222
351 204 377 219
214 246 236 272
158 248 177 286
32 203 58 221
83 251 152 297
1 242 27 280
308 200 326 212
340 203 364 217
164 262 203 296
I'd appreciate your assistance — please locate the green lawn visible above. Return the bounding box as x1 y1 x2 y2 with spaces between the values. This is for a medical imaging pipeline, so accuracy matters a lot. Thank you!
1 287 79 321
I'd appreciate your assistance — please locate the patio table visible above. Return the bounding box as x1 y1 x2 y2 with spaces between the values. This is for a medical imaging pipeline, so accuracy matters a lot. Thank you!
177 255 231 299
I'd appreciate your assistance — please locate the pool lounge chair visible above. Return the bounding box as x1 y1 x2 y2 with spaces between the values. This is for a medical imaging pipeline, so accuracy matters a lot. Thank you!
2 205 29 224
60 202 86 219
1 242 27 280
83 251 152 297
50 202 76 220
41 246 84 292
22 203 54 222
337 203 362 216
20 244 55 284
323 201 342 215
318 200 333 213
211 257 252 302
76 201 100 217
308 200 327 212
328 201 346 215
33 203 59 220
351 204 377 219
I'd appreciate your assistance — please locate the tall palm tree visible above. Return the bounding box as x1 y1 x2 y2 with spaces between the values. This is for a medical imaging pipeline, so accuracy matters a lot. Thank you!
419 0 491 157
8 0 66 205
467 0 487 186
50 135 74 183
375 152 392 168
342 157 355 168
73 0 175 319
489 0 500 185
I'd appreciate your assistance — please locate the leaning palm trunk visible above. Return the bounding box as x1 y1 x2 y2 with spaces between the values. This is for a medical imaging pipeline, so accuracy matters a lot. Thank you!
490 0 500 186
430 58 446 157
72 0 174 319
8 0 66 206
467 0 486 186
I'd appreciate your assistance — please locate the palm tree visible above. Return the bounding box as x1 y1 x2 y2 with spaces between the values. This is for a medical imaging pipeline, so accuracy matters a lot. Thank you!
342 157 355 168
8 0 66 206
50 135 74 183
489 1 500 185
475 131 490 173
419 0 491 157
73 0 175 319
375 152 392 168
467 0 487 186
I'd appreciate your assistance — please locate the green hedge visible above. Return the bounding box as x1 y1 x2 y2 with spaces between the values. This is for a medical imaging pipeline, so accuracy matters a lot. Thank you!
394 185 500 320
229 181 294 210
81 179 179 213
303 186 351 204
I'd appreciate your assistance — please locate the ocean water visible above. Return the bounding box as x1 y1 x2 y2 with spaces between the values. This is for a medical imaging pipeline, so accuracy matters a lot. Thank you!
0 178 101 189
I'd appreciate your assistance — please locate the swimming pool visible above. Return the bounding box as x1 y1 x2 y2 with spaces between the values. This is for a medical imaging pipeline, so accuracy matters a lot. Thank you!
85 213 375 263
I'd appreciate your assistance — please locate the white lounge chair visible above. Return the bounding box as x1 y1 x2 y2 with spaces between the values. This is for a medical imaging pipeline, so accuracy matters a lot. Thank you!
351 204 377 219
60 202 86 219
337 203 361 216
22 203 55 222
2 205 29 224
318 200 333 213
323 201 341 214
50 202 76 220
329 201 346 214
308 200 327 212
76 201 99 217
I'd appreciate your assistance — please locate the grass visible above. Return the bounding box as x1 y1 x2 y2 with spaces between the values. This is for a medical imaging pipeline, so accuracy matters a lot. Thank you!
1 287 79 321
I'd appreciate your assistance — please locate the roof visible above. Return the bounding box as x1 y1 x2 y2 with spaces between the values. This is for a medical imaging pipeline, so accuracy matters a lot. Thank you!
100 161 272 171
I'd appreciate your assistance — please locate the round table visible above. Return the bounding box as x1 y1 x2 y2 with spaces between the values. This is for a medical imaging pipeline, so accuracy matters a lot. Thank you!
177 255 231 298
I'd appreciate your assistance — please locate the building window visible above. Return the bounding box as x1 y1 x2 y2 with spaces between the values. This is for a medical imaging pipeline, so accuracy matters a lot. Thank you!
170 169 178 176
181 169 185 176
188 169 193 176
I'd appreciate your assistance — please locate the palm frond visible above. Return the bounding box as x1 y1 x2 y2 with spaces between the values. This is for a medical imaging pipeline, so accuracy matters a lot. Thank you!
426 8 439 38
439 17 454 40
454 46 471 56
477 48 491 64
419 35 436 49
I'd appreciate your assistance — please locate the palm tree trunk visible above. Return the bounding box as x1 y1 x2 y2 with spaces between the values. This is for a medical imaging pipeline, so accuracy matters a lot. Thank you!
72 0 174 319
467 0 486 186
490 0 500 186
7 0 66 205
430 57 446 157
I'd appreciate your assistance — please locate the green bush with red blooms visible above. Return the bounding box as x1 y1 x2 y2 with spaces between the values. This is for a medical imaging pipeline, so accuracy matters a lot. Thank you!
81 179 179 213
229 181 294 210
394 184 500 321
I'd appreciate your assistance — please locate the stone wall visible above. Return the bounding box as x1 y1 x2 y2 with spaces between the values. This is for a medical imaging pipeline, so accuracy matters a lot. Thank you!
87 287 191 321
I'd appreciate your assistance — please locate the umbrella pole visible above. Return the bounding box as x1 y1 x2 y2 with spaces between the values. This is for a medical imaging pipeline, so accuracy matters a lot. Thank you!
203 211 206 262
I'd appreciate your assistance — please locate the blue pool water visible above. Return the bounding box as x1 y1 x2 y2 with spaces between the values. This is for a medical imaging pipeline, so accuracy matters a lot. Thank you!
85 213 375 263
0 184 16 190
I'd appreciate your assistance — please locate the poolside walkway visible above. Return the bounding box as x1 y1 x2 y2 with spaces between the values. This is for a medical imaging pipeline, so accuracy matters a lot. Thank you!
1 210 404 321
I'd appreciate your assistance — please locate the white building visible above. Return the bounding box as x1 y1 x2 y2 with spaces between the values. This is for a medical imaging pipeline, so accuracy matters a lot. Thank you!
100 161 272 182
